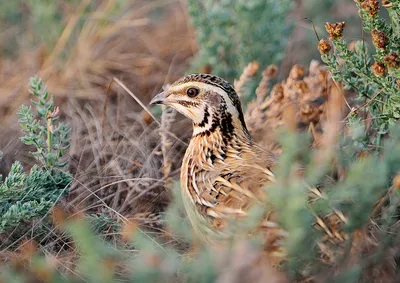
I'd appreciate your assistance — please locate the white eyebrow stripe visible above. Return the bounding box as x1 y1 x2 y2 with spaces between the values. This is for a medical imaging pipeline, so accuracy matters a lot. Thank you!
170 82 239 116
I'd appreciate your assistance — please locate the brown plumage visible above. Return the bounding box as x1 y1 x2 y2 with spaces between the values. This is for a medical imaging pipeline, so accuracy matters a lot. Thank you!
151 74 286 263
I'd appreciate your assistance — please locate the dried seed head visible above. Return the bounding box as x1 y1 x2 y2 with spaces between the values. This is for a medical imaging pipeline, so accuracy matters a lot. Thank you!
295 81 309 94
372 61 386 76
271 84 284 100
264 64 278 79
325 22 346 40
318 39 332 54
234 61 260 97
289 65 305 80
384 52 400 69
301 104 313 115
397 79 400 91
361 0 379 17
371 30 389 50
247 61 260 76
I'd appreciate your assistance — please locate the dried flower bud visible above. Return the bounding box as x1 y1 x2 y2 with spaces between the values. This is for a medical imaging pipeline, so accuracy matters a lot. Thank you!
371 30 389 50
361 0 379 17
384 52 400 69
318 39 332 54
235 61 260 97
397 79 400 91
325 22 346 40
289 65 305 80
372 61 386 76
295 81 309 94
247 61 260 77
271 84 284 100
301 104 313 115
264 64 278 78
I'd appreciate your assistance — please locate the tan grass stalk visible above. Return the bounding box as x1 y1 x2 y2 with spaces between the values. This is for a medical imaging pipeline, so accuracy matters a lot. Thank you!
160 104 177 185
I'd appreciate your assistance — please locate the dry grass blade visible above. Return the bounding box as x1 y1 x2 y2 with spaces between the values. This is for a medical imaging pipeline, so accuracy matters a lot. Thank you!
112 77 188 146
113 77 160 125
160 105 177 184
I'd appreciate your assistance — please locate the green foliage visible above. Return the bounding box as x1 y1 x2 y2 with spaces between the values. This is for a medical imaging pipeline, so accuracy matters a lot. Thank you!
0 1 79 56
0 77 71 244
302 0 361 64
187 0 293 83
0 164 70 233
18 77 71 169
267 124 400 280
320 1 400 140
0 0 128 57
2 125 400 282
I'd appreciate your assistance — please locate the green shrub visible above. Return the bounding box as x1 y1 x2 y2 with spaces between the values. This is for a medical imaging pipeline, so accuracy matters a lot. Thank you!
0 77 71 245
187 0 293 84
2 123 400 282
319 1 400 143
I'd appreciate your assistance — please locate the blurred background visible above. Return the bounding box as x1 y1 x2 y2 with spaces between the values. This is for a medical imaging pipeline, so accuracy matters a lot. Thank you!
1 1 400 282
0 0 364 244
0 0 360 171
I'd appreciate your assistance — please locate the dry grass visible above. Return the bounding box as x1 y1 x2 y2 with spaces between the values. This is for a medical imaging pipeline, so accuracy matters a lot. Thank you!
0 0 194 209
0 0 195 266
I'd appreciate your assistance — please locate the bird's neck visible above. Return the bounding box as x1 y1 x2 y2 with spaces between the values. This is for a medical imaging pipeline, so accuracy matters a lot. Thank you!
189 119 252 164
192 106 250 141
192 121 250 142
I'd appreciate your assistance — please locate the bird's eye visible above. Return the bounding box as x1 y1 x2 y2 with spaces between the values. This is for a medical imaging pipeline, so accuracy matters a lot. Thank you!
186 87 200 98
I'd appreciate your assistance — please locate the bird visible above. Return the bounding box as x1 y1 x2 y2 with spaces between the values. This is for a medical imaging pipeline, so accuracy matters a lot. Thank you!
150 73 287 263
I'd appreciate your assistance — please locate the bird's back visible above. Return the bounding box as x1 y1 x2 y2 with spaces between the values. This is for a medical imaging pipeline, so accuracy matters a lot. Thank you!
180 125 283 262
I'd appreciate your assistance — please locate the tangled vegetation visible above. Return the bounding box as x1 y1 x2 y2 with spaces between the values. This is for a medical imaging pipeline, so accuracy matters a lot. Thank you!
1 1 400 282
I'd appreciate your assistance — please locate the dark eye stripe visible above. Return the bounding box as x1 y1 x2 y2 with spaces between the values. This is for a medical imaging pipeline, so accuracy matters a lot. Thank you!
177 100 200 107
172 74 250 138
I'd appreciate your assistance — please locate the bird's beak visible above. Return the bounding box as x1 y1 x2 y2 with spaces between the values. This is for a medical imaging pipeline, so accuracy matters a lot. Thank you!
150 91 169 105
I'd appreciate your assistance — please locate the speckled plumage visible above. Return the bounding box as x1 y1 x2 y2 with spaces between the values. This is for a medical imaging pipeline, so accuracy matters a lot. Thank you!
150 73 347 265
151 73 284 263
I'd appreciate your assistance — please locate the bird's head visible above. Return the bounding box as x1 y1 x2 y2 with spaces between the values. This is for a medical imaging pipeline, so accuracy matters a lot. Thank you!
150 74 250 138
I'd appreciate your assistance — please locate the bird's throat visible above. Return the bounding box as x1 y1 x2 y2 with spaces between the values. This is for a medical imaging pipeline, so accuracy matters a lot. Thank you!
192 110 249 142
